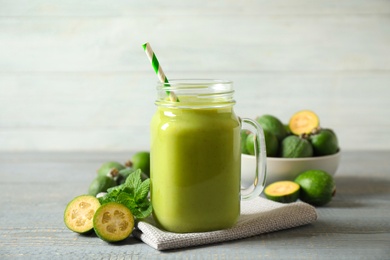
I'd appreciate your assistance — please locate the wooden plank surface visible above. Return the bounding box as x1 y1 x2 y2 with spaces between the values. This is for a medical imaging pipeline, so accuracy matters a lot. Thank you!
1 0 390 151
0 151 389 259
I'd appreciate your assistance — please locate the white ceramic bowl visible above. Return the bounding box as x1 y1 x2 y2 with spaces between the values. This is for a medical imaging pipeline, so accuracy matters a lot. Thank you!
241 151 341 187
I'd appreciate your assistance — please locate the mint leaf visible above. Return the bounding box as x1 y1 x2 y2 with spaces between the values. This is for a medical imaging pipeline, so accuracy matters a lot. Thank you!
133 204 153 220
116 192 134 207
126 170 142 193
136 179 150 202
98 194 116 205
98 169 152 219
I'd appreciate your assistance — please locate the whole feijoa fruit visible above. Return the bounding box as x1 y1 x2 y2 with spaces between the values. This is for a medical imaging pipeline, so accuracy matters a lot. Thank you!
241 130 251 154
256 115 287 142
246 130 279 157
88 175 117 196
280 135 313 158
294 170 336 206
129 152 150 177
310 128 339 156
97 161 126 178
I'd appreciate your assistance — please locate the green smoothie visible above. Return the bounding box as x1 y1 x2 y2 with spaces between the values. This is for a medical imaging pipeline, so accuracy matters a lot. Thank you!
151 105 241 233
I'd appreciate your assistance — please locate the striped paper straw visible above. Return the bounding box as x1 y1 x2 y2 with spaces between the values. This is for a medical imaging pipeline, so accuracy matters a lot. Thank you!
142 42 178 102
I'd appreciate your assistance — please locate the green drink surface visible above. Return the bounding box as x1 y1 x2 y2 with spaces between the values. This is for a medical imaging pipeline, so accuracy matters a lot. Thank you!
151 106 241 233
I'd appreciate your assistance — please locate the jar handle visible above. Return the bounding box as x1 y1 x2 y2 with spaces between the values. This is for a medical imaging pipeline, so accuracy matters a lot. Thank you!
240 118 267 200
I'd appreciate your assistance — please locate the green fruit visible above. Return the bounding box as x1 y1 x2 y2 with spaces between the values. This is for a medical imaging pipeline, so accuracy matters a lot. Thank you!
280 135 313 158
97 161 126 178
264 181 300 203
116 168 149 184
256 115 287 141
284 124 292 135
130 151 150 177
116 168 134 184
240 130 250 154
88 176 117 196
264 130 279 157
64 195 101 234
245 133 256 155
246 130 278 157
93 202 134 242
310 128 339 156
289 110 320 135
294 170 336 206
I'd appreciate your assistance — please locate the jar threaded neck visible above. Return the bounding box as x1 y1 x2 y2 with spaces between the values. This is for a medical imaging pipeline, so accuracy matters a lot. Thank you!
156 79 235 108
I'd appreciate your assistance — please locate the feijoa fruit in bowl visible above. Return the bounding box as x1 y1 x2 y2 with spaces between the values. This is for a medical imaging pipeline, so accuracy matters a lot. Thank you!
241 111 340 186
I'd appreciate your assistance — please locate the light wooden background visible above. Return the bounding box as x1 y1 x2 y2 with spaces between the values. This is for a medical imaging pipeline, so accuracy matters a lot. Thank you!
1 0 389 152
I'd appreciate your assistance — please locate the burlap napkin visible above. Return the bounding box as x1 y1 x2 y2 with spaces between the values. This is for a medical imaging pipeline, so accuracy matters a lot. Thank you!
133 197 317 250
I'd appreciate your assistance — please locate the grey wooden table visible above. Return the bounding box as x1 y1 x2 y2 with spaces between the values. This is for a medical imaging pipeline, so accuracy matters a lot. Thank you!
0 151 389 259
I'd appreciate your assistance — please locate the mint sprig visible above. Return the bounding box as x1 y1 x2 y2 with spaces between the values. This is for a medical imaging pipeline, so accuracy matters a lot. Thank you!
98 169 152 219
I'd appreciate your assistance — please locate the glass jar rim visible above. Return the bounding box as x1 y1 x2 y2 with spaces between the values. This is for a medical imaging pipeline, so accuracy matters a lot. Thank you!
155 79 235 108
157 79 232 86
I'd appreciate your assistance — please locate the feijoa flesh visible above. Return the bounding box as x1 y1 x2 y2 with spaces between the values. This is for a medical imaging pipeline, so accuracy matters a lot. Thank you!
64 195 101 234
289 110 319 135
264 181 300 203
93 202 134 242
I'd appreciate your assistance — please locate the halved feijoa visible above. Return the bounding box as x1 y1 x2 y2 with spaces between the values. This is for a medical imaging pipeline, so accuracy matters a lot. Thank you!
64 195 101 234
93 202 134 242
289 110 319 135
264 181 300 203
